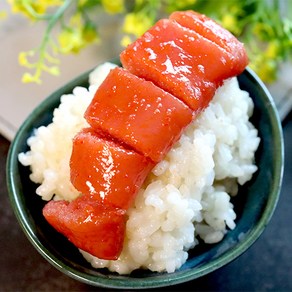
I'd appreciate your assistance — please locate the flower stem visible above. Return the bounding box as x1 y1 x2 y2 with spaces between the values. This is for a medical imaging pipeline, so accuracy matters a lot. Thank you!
34 0 75 81
41 0 75 51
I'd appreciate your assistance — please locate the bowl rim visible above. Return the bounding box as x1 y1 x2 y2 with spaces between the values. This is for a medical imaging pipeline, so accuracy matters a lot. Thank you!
6 66 284 289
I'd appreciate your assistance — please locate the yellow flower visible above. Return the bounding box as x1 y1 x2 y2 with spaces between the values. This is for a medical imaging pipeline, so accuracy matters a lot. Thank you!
77 0 88 6
18 51 29 67
0 10 7 20
166 0 197 11
40 0 63 7
8 0 38 20
18 50 35 68
265 41 280 59
22 72 41 84
8 0 62 20
58 28 85 54
18 48 61 83
173 0 197 9
249 54 277 83
69 12 83 27
221 14 240 35
252 23 274 41
82 24 99 43
43 65 60 76
57 13 84 53
257 61 277 83
101 0 124 14
123 12 153 37
58 13 99 54
44 52 60 65
120 35 133 47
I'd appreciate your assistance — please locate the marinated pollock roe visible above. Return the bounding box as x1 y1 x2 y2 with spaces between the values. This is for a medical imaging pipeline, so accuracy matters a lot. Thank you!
19 62 260 274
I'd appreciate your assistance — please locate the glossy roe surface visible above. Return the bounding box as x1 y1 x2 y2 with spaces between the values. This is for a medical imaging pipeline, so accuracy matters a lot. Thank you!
169 11 248 74
43 195 127 260
121 19 241 111
70 128 154 209
85 67 193 162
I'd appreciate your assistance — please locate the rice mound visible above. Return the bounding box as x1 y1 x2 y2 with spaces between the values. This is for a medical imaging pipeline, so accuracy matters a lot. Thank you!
19 62 260 275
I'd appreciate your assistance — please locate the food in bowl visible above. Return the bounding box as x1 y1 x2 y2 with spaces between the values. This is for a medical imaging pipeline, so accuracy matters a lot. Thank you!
18 63 260 274
18 11 260 275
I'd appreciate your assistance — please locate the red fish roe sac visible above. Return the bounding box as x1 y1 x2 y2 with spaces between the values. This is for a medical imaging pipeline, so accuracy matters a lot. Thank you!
43 196 127 260
41 10 250 262
169 11 248 75
120 19 239 112
70 128 154 209
84 67 193 163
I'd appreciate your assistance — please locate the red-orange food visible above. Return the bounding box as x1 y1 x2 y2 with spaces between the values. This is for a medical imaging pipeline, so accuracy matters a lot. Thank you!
70 128 154 209
84 67 193 163
120 18 244 111
43 195 127 260
169 10 248 75
42 10 249 261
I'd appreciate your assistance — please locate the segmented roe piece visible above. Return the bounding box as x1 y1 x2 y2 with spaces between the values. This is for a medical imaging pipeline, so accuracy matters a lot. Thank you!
43 195 127 260
84 67 193 163
169 10 248 75
70 128 154 209
120 19 240 111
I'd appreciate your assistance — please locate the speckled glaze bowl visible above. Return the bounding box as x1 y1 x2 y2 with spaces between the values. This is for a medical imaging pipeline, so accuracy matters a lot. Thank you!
6 64 284 289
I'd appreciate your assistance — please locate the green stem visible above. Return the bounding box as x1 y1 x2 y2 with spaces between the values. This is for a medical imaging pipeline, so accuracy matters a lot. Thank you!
35 0 75 77
41 0 75 50
22 0 56 20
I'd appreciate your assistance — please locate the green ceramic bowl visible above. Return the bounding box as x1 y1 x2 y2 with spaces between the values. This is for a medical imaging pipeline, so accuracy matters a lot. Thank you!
6 65 284 289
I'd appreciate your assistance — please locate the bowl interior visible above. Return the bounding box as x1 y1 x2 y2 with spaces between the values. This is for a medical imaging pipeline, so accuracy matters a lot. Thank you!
6 66 284 289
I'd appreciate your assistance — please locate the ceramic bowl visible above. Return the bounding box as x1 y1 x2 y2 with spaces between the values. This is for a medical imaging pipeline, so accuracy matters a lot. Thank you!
6 64 284 289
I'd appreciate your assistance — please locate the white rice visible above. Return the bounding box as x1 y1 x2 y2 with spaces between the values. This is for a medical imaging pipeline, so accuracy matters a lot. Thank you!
18 62 260 275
